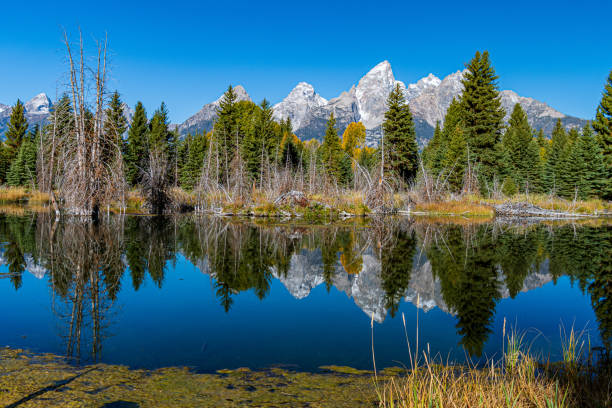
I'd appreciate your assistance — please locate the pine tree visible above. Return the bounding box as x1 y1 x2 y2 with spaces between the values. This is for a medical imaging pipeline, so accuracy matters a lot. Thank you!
563 125 606 200
7 126 38 186
125 102 148 185
557 128 581 198
542 119 567 194
422 121 442 173
214 85 240 185
180 132 208 190
459 51 505 189
148 102 171 151
579 125 606 199
442 123 467 191
502 103 541 192
103 91 127 166
591 70 612 199
382 84 419 183
3 100 29 182
321 113 344 182
242 100 275 182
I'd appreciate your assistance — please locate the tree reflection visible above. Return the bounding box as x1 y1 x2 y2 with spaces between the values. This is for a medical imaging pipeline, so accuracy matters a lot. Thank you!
0 213 609 360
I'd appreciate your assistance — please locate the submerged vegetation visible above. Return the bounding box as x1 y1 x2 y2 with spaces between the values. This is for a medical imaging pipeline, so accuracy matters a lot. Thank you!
1 325 609 407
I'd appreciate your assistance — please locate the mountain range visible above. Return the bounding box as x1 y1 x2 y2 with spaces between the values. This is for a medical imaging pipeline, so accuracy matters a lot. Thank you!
2 62 588 147
178 61 587 146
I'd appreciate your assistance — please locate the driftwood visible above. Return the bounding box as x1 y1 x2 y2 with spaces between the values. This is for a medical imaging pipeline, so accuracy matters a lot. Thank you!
494 202 592 218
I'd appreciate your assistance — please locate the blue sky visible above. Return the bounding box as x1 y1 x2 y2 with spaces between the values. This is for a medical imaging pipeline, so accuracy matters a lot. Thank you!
1 0 610 122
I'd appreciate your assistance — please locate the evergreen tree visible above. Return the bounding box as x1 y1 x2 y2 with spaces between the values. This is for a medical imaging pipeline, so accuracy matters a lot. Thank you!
591 70 612 199
459 51 505 189
148 102 171 151
7 125 38 187
242 100 275 182
579 125 606 199
422 121 442 173
558 128 582 198
542 119 567 194
103 91 127 165
180 132 208 190
321 113 344 182
382 84 419 183
563 125 606 200
442 123 467 191
3 100 29 182
214 85 240 185
503 103 541 192
125 102 148 185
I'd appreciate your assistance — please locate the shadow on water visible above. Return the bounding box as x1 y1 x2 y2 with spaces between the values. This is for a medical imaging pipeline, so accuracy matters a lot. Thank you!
0 213 610 365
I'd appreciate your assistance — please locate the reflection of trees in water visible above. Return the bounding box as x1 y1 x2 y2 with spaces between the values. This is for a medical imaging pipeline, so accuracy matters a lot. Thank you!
0 214 609 359
27 214 125 363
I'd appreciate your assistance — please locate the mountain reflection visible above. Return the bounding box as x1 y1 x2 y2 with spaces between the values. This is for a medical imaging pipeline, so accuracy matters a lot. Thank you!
0 214 609 360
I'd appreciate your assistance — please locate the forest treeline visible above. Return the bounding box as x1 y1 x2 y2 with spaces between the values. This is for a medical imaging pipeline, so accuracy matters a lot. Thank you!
0 214 610 359
1 49 611 214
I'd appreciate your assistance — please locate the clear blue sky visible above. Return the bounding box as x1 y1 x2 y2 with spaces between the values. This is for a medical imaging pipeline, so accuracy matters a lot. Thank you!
1 0 610 122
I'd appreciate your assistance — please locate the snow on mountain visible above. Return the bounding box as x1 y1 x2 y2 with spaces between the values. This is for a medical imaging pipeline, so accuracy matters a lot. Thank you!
272 82 327 130
1 93 54 136
178 85 251 135
24 93 52 115
404 73 442 101
409 70 465 128
355 61 404 129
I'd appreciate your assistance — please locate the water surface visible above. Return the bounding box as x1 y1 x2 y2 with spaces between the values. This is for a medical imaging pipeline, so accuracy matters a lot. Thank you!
0 214 609 372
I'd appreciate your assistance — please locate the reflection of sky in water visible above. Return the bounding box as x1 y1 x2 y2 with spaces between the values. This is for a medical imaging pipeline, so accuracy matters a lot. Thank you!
0 247 600 372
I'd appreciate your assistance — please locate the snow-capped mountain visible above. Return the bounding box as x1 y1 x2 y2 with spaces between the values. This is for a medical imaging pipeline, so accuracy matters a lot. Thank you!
178 85 251 136
1 93 136 137
272 82 327 130
177 61 587 147
24 93 52 115
0 93 54 136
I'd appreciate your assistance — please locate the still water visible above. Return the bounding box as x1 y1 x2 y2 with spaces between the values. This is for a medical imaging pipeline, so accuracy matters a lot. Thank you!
0 214 609 372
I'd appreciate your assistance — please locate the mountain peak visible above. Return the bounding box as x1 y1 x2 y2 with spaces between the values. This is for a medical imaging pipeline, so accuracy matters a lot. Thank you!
273 82 328 129
25 93 51 114
355 61 399 129
231 85 251 102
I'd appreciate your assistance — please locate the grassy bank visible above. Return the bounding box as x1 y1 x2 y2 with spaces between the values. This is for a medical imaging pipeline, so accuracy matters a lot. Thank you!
0 186 609 218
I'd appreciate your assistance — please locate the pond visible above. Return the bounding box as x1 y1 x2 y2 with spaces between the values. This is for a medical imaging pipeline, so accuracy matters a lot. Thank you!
0 214 609 372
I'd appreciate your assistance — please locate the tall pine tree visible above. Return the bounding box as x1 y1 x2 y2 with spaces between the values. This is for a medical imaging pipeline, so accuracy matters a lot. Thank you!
321 113 344 182
502 103 541 193
125 102 148 185
382 83 419 183
542 119 567 194
459 51 505 190
214 85 240 185
103 91 127 166
591 69 612 199
3 99 29 182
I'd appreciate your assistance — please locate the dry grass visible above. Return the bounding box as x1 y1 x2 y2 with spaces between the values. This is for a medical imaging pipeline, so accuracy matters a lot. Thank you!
375 317 611 408
28 190 50 204
0 187 29 202
413 200 494 217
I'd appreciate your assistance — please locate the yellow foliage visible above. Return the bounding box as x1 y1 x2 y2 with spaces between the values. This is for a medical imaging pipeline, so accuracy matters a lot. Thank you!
341 122 366 157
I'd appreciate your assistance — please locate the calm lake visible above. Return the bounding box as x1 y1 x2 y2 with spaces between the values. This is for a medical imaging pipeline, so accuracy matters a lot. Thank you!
0 214 609 372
